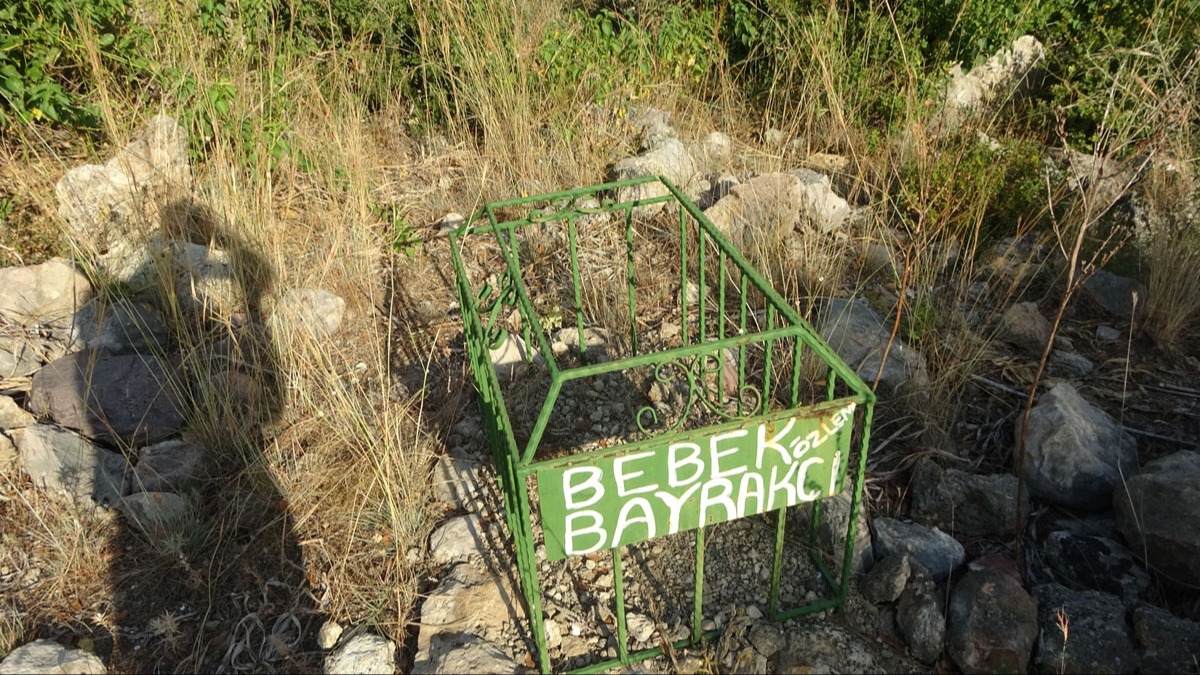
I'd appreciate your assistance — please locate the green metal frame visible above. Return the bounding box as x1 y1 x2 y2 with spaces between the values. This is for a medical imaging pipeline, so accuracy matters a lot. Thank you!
450 176 876 673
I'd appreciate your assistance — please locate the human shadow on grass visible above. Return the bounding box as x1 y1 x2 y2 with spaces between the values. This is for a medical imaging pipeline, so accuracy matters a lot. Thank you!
58 198 323 672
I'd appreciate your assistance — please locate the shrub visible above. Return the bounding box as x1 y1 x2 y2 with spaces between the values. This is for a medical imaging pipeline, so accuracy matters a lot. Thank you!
0 0 151 129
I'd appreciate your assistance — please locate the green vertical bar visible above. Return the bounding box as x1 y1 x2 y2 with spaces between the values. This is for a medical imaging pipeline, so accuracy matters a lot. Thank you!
614 549 629 662
769 507 786 618
513 472 549 673
762 305 775 404
680 205 688 348
791 338 802 408
693 527 705 642
840 402 875 607
737 275 748 416
698 232 706 346
625 208 638 357
718 250 726 402
568 217 586 357
827 367 838 402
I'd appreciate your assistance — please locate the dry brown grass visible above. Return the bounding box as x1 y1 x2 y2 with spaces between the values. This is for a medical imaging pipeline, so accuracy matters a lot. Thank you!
3 0 1199 670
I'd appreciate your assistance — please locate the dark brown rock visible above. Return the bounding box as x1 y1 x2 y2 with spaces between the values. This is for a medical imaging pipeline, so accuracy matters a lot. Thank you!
947 562 1038 674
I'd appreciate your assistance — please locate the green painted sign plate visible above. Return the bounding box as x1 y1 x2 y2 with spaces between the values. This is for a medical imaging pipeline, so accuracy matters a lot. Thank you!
536 400 857 560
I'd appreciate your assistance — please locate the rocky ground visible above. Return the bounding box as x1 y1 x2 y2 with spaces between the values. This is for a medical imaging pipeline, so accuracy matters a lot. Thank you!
2 35 1200 675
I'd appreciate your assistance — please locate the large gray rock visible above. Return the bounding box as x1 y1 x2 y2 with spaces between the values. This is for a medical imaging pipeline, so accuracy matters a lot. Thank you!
703 172 851 260
413 561 525 674
935 36 1045 132
1044 530 1151 603
0 259 94 325
909 458 1024 537
99 237 239 318
0 338 48 378
273 288 346 337
626 106 675 150
690 131 733 168
787 169 853 233
873 518 964 582
428 514 487 565
999 301 1051 356
1033 583 1135 674
120 491 189 533
896 570 945 665
432 454 484 510
56 115 192 258
610 138 699 215
66 299 170 356
795 491 873 578
1017 382 1137 510
860 553 911 605
1114 450 1200 587
703 172 799 259
27 350 187 446
818 299 929 393
771 621 895 674
947 563 1038 674
1081 269 1146 319
323 633 395 675
414 633 523 674
0 432 16 472
1132 605 1200 673
131 437 207 493
156 239 239 318
17 423 128 505
0 639 106 674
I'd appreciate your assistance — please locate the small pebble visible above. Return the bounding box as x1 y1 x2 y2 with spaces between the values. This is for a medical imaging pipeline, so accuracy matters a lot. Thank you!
317 620 343 649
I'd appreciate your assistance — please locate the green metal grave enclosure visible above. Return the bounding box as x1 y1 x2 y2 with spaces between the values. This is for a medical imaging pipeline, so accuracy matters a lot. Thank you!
450 176 876 673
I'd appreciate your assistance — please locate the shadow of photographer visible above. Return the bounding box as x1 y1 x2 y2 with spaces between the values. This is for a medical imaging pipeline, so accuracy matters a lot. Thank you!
55 197 323 672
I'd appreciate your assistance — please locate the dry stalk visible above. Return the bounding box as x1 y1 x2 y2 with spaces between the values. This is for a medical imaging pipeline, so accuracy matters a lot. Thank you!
1012 97 1155 578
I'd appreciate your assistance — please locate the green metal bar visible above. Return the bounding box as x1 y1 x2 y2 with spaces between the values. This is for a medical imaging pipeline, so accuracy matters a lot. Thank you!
680 203 689 348
738 274 748 417
625 207 638 357
718 248 726 405
809 499 823 547
840 402 876 606
812 547 837 591
568 217 586 358
520 375 565 465
471 175 673 211
452 228 555 674
773 598 842 622
512 472 549 673
694 526 705 643
791 339 803 408
567 631 722 674
827 367 838 403
762 305 775 405
769 508 786 618
613 549 629 663
550 324 807 383
698 229 707 346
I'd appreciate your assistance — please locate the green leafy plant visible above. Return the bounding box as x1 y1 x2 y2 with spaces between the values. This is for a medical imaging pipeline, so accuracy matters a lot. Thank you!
0 0 150 129
535 5 717 104
373 203 420 258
